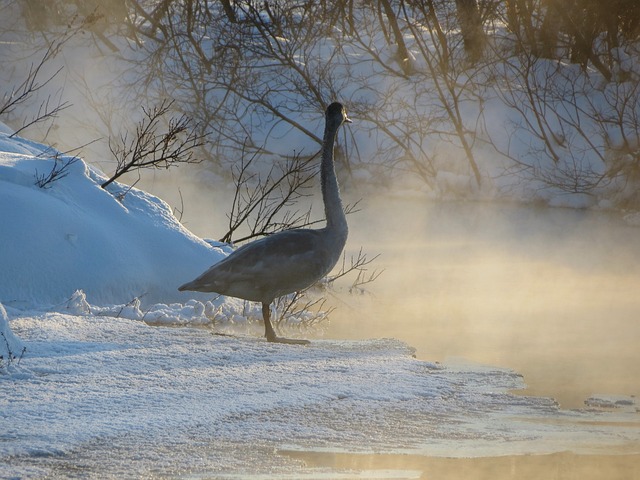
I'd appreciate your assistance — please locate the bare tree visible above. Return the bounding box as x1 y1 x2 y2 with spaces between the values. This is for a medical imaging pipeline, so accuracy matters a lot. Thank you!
455 0 487 63
126 0 352 167
115 0 640 207
501 0 640 76
487 37 640 204
220 146 363 245
379 0 414 75
400 0 486 187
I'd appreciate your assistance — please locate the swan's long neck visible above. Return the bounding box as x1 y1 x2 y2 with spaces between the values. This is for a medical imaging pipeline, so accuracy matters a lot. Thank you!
320 123 348 236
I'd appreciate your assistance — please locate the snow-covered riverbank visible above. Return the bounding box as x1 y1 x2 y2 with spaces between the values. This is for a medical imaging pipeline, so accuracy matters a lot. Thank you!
2 308 638 478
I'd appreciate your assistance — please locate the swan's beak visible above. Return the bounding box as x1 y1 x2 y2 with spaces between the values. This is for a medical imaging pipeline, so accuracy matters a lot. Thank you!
344 115 353 124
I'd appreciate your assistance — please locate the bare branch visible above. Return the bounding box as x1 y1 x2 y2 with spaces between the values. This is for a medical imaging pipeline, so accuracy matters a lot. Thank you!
326 247 384 293
219 149 316 244
34 154 79 189
101 100 206 190
0 40 71 139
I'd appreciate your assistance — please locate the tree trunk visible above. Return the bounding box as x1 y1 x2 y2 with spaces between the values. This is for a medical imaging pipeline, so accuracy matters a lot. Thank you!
379 0 413 75
220 0 237 23
455 0 485 63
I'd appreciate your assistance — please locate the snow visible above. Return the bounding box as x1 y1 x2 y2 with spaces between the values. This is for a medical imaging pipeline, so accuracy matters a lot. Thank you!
2 308 638 478
0 303 24 370
0 130 225 309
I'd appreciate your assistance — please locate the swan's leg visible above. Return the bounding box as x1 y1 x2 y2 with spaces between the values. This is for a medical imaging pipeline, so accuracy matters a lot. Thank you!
262 302 277 342
262 302 309 345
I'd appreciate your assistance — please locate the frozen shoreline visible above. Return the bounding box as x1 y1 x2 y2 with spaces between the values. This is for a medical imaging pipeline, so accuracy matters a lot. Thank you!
279 450 640 480
2 309 638 478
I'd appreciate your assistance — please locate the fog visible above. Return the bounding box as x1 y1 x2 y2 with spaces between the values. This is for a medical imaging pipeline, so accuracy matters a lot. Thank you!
39 80 640 411
325 195 640 409
140 169 640 410
150 177 640 479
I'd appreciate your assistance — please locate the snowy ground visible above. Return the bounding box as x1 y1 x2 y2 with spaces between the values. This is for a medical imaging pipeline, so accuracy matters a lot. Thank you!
2 307 639 478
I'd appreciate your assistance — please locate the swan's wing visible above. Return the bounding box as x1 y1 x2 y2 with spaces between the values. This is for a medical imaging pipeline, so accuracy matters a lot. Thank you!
179 229 333 302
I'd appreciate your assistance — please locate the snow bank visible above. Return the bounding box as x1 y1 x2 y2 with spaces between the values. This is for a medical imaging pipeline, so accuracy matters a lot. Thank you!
0 127 330 352
0 131 225 309
0 303 24 371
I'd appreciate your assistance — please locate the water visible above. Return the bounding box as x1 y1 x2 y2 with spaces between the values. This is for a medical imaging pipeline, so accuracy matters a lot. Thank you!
147 173 640 408
324 196 640 409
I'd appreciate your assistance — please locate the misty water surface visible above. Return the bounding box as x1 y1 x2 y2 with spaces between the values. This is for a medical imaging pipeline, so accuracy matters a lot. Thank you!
325 196 640 409
146 174 639 410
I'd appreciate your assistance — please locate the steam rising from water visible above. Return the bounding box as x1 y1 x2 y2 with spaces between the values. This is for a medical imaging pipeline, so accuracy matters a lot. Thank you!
137 172 640 409
324 195 640 409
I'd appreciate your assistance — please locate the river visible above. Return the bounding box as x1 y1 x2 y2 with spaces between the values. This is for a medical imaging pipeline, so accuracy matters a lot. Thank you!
324 196 640 409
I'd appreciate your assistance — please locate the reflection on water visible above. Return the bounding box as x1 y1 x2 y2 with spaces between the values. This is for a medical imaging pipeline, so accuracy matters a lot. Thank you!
324 197 640 409
282 449 640 480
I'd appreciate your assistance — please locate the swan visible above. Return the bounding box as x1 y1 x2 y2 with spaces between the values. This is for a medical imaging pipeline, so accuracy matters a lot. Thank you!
179 102 351 344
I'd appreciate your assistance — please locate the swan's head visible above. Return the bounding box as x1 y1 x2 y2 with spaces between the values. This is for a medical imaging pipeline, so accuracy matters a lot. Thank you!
326 102 352 127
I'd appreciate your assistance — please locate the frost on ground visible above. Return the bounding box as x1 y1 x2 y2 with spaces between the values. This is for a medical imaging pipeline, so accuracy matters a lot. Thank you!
1 309 638 478
0 303 25 372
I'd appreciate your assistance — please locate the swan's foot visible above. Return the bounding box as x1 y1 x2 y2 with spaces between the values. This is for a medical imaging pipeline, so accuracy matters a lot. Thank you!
267 335 310 345
262 303 311 345
262 302 309 345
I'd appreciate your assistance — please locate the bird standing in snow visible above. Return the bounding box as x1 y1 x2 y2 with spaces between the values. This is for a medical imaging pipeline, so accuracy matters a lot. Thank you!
179 102 352 344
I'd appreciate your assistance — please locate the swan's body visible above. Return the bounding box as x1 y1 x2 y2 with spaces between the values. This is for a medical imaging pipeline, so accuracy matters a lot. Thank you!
179 102 351 343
